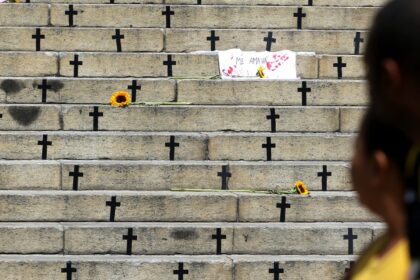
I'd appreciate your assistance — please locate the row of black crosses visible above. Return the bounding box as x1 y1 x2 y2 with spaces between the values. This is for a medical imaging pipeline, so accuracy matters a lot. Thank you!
36 79 312 105
60 227 356 280
69 163 331 192
66 54 351 79
32 26 364 55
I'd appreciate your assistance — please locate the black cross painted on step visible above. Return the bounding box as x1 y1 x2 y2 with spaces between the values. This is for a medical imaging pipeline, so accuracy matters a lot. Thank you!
266 108 279 133
89 106 103 131
293 7 306 30
110 0 115 3
269 262 284 280
69 165 83 191
345 261 355 274
343 228 358 255
262 137 276 161
112 29 125 52
37 79 51 103
264 31 277 51
163 55 176 77
32 28 45 52
217 165 231 190
212 228 226 255
317 165 332 191
197 0 201 3
173 263 189 280
65 5 78 27
0 113 2 119
106 196 121 222
207 30 220 51
162 6 175 28
61 261 77 280
37 134 52 160
276 196 291 222
127 80 141 102
354 32 364 55
307 0 313 5
298 81 311 106
165 136 179 161
122 228 137 255
333 57 347 79
69 54 83 77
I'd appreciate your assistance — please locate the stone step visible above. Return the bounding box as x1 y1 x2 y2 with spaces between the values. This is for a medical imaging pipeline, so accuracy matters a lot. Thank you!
0 222 385 255
0 104 365 133
0 78 368 106
0 27 164 53
1 27 367 55
167 29 368 54
0 191 376 222
28 0 389 6
62 105 340 132
0 52 364 79
0 4 49 27
0 254 357 280
0 132 355 161
0 78 176 104
178 79 368 106
0 160 352 191
22 222 387 255
0 52 317 78
48 5 378 30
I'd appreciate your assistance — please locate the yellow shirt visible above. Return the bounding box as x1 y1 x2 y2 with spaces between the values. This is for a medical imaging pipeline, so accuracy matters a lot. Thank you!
351 235 410 280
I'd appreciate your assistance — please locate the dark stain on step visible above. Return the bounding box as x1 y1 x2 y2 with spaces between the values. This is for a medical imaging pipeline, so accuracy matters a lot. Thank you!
170 229 199 240
31 80 64 92
8 106 40 126
0 80 25 95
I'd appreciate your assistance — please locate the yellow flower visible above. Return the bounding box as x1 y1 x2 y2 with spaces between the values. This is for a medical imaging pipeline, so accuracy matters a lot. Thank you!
257 66 266 78
294 181 309 195
110 91 131 107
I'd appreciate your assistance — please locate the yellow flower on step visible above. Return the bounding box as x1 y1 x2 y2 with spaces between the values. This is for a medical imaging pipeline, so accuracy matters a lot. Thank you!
257 66 266 78
110 91 131 107
294 181 309 195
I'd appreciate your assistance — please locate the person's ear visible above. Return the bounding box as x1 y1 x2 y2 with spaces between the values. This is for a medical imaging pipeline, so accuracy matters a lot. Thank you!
383 59 402 89
370 150 392 190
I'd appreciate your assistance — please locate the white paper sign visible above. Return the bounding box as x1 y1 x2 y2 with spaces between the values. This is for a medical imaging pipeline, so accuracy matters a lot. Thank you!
218 49 298 79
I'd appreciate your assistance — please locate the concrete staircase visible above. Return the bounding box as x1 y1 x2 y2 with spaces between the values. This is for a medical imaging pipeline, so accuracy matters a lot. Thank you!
0 1 387 279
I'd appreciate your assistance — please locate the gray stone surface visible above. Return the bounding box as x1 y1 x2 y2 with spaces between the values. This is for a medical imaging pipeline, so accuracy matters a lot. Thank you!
238 192 378 222
208 133 355 161
0 191 237 222
0 28 164 52
62 105 339 132
0 52 58 77
59 53 219 78
177 79 368 105
0 132 207 160
0 4 49 27
0 105 60 130
233 223 376 254
0 223 62 254
63 222 235 255
0 255 232 280
60 160 353 191
1 78 175 104
233 255 356 280
167 29 368 54
320 55 365 79
51 5 379 29
61 222 380 255
0 161 60 190
340 107 366 132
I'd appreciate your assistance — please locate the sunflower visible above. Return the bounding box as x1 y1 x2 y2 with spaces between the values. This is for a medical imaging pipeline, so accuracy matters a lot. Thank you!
110 91 131 107
294 181 309 195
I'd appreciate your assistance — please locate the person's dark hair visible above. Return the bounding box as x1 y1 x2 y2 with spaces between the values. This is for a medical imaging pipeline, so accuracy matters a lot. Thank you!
361 110 412 177
365 0 420 100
